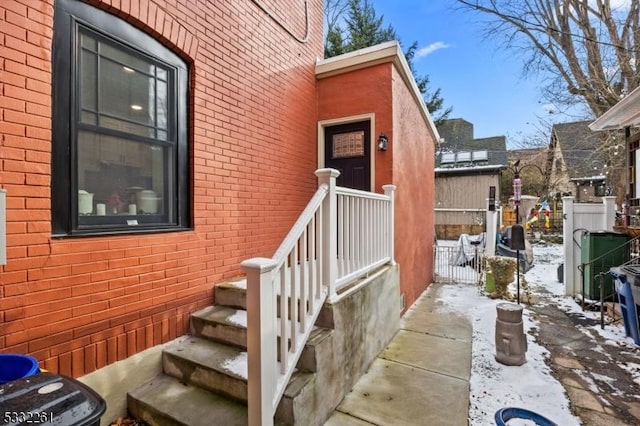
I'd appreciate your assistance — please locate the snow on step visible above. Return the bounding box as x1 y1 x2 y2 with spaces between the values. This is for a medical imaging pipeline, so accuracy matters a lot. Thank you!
162 335 248 402
128 374 247 426
190 306 247 348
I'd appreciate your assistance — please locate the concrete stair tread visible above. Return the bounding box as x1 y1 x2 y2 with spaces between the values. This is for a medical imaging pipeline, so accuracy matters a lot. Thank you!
283 370 314 398
217 278 247 290
165 335 247 381
214 279 247 310
128 374 247 426
192 306 247 329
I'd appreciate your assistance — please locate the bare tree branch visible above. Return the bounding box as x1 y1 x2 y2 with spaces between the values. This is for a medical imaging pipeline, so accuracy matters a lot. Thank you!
456 0 640 117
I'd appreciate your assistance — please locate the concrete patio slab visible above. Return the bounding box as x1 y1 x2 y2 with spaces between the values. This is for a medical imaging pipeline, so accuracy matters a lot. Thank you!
401 308 472 342
381 329 471 380
331 358 469 426
323 411 376 425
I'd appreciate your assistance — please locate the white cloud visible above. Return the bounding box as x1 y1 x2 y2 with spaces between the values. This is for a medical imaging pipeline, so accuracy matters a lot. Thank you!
542 103 556 114
415 41 451 59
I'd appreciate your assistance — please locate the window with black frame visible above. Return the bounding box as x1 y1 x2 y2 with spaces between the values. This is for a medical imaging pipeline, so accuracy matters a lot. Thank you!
52 0 190 235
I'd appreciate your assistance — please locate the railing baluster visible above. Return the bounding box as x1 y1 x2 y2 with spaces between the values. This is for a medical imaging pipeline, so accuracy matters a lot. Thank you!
300 228 308 332
317 208 323 297
349 196 355 273
290 245 298 351
310 215 316 305
280 261 288 374
338 194 344 277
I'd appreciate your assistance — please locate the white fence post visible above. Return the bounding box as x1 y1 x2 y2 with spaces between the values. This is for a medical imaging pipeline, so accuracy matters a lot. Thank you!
383 185 396 265
602 196 616 231
241 257 278 426
315 168 340 300
562 196 575 296
485 198 496 257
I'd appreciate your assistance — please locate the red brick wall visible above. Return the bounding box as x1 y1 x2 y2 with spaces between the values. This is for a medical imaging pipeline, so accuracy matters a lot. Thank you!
0 0 323 377
317 62 436 312
391 66 436 309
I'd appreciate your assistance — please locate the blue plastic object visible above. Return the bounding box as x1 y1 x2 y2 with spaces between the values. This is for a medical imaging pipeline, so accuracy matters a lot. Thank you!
0 353 40 384
609 267 640 345
494 407 558 426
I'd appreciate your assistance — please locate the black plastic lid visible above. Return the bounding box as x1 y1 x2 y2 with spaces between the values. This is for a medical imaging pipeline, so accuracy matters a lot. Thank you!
0 372 106 426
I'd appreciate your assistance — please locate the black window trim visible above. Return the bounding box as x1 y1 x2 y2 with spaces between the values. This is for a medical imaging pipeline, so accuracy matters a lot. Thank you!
52 0 190 237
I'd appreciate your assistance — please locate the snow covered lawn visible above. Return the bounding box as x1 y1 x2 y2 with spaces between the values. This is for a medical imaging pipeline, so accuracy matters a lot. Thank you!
435 242 639 425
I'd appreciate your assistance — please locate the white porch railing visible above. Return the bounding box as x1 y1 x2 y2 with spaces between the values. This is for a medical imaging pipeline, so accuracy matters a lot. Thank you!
241 169 396 426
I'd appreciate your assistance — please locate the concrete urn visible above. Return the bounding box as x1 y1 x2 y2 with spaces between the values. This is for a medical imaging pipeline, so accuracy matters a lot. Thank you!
495 302 527 366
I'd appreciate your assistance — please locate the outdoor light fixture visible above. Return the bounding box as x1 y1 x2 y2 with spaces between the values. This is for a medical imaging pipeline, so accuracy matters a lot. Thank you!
378 134 388 151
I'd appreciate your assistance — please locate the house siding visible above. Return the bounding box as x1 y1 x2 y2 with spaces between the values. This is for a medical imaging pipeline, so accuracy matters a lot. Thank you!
1 0 323 377
435 174 499 211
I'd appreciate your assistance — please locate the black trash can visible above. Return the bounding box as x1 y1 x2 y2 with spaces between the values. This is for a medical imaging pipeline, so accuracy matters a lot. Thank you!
557 263 564 283
0 372 106 426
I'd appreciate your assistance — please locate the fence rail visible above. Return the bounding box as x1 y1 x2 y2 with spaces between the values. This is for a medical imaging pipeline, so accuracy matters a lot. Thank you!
433 243 484 285
241 169 395 426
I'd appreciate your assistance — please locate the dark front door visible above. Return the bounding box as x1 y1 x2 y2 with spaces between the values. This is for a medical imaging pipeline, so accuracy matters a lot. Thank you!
324 121 371 191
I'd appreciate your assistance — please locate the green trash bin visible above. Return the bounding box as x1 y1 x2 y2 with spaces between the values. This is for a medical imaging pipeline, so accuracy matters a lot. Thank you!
581 231 630 300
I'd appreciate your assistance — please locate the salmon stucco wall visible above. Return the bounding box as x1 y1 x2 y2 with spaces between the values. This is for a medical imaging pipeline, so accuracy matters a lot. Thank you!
317 61 436 311
391 66 436 309
316 63 393 192
0 0 323 377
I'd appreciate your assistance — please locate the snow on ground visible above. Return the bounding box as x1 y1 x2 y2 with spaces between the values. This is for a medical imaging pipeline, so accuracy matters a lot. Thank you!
434 242 590 425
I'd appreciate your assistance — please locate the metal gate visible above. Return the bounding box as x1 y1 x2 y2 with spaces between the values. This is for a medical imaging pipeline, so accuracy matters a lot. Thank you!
433 243 485 285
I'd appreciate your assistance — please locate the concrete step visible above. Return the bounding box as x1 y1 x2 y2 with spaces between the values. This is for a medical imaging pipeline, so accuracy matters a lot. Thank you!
191 306 247 349
215 279 247 310
275 371 315 425
276 327 338 426
296 327 332 373
162 335 248 402
127 374 247 426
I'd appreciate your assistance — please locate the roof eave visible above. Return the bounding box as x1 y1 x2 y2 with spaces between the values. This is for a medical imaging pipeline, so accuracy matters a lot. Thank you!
590 85 640 131
316 41 440 142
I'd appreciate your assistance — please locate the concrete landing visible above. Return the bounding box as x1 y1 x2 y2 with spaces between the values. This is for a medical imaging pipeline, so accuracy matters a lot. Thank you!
326 283 472 426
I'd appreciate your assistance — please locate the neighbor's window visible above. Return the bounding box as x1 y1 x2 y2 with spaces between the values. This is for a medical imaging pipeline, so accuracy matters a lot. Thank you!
52 0 190 235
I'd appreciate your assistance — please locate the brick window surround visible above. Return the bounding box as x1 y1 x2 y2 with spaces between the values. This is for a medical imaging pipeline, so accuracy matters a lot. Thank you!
51 0 190 236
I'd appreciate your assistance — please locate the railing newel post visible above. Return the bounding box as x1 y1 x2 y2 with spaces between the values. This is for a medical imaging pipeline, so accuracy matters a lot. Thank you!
315 168 340 300
383 184 397 265
241 257 278 426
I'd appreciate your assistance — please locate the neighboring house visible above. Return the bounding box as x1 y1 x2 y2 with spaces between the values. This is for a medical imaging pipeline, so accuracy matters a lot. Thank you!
590 85 640 221
0 1 437 423
507 148 548 198
434 118 507 238
546 121 609 203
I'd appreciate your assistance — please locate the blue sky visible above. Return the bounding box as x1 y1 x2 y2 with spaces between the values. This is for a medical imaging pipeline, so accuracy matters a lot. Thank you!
369 1 561 145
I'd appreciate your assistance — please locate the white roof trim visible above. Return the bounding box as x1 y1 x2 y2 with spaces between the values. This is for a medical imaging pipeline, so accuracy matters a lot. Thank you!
589 85 640 131
316 41 440 141
435 164 506 174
